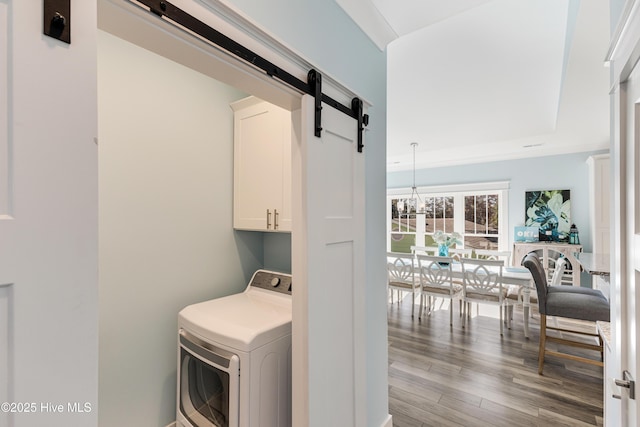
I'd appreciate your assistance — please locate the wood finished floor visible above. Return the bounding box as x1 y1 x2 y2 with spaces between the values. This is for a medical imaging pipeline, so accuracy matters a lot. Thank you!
388 296 604 427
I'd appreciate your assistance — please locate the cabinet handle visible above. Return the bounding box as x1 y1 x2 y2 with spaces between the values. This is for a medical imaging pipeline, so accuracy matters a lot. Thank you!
274 209 279 230
266 209 271 229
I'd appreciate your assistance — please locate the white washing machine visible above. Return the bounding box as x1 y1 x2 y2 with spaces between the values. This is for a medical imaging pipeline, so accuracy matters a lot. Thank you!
176 270 292 427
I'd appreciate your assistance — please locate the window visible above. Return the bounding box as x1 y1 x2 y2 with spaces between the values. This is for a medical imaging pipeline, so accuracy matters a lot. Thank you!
424 196 454 234
464 194 499 250
390 197 417 253
388 182 508 253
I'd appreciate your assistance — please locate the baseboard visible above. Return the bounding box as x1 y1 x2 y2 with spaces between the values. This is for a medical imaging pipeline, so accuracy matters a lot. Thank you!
169 415 393 427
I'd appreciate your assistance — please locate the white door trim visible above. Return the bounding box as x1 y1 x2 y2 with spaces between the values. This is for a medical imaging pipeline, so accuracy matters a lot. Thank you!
0 1 10 219
606 0 640 84
607 0 640 424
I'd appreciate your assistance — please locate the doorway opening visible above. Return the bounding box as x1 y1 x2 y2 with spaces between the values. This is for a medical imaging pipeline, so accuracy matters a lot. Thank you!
98 1 300 425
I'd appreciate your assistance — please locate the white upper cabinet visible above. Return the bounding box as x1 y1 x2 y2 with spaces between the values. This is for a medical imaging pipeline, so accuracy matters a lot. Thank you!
232 97 291 232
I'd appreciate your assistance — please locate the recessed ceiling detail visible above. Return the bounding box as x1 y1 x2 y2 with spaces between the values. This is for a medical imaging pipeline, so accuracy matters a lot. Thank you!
337 0 610 171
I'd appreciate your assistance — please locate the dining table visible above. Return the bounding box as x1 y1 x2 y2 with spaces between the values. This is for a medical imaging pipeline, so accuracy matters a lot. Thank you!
574 251 611 301
389 255 535 337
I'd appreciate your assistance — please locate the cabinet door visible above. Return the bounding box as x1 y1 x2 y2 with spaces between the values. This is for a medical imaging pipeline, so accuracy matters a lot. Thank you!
233 100 289 231
278 121 292 231
514 243 582 285
513 244 529 266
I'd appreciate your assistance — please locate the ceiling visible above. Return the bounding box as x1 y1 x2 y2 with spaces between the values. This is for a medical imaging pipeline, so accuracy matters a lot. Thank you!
336 0 611 172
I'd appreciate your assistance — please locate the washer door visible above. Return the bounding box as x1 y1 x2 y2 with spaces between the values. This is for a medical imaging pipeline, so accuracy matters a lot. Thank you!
179 332 239 427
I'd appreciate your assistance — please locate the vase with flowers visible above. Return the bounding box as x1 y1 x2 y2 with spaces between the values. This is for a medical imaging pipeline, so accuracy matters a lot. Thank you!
433 230 462 257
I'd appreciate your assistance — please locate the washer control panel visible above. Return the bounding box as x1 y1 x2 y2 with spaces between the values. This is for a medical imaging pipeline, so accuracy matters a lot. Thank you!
250 270 292 295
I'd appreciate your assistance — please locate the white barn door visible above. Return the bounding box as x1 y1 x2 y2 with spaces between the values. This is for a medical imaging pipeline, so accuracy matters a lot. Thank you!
292 94 366 426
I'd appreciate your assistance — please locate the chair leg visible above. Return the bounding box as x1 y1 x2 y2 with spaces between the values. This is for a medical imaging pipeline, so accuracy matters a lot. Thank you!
504 305 513 329
418 293 423 319
509 305 513 329
461 301 466 328
499 305 503 335
538 315 547 375
449 299 453 326
411 292 415 317
599 335 604 362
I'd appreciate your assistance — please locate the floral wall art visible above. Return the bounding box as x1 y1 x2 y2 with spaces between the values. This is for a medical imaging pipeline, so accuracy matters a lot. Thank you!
525 190 571 242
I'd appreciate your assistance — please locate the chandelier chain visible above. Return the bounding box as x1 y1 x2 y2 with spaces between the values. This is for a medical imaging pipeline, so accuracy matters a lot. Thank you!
410 142 422 211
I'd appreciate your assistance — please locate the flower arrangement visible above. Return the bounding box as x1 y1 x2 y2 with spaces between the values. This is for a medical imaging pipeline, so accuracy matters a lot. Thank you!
433 230 462 248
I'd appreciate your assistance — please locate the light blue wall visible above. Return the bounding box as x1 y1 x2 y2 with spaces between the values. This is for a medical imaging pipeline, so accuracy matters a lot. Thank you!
226 1 389 425
388 150 608 254
226 0 385 103
98 30 265 426
263 233 292 274
610 0 626 36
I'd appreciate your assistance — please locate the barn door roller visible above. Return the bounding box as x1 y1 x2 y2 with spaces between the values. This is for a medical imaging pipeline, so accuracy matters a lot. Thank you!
308 70 323 138
133 0 369 152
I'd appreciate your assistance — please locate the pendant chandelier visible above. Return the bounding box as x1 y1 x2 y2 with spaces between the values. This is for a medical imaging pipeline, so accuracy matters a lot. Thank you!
396 142 425 216
409 142 425 214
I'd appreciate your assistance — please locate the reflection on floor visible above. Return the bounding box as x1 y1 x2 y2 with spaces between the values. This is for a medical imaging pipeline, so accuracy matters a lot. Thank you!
388 294 604 427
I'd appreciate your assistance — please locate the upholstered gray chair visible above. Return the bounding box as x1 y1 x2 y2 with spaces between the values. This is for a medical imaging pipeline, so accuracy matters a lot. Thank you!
523 252 610 374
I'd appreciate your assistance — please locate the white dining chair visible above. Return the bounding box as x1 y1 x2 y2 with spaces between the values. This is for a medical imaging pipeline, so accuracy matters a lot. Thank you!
460 257 513 335
447 248 472 315
387 251 419 317
416 255 462 325
549 256 570 286
468 249 511 316
543 256 571 327
474 249 512 266
506 254 569 321
448 248 473 262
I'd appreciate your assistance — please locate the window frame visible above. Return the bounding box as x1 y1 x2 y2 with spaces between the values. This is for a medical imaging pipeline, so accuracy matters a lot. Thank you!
387 181 510 252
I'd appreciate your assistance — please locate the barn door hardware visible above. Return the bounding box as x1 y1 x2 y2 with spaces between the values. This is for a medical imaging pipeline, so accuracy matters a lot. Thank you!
43 0 71 44
308 70 322 137
132 0 369 151
352 97 368 153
